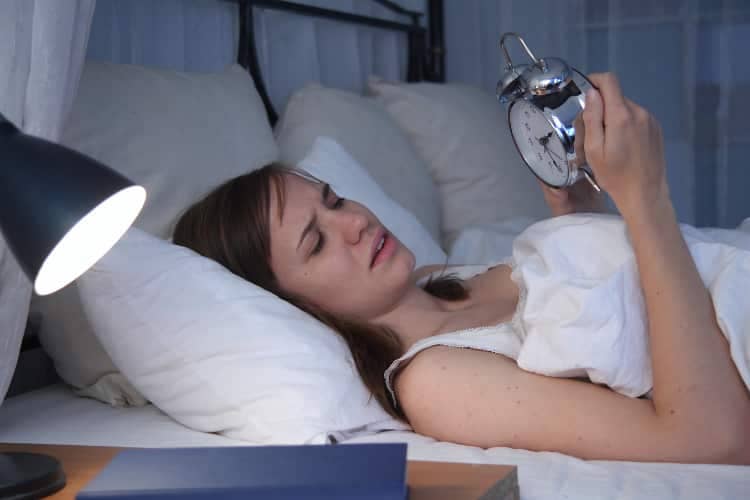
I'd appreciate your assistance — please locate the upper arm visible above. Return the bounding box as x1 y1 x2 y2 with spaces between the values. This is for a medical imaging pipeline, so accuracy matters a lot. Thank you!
395 346 717 463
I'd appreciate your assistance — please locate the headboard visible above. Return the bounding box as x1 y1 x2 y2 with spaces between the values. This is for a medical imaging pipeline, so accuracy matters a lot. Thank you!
232 0 445 125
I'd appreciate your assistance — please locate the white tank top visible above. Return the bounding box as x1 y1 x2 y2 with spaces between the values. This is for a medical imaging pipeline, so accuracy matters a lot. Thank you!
384 260 524 409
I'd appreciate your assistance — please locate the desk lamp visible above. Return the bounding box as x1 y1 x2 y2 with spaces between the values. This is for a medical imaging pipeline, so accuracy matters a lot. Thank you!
0 111 146 498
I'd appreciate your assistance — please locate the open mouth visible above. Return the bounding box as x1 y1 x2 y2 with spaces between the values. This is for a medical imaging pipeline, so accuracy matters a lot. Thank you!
371 231 390 268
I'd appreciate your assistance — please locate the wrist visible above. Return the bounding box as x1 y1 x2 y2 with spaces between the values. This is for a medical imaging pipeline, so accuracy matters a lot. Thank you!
612 179 671 220
618 187 676 231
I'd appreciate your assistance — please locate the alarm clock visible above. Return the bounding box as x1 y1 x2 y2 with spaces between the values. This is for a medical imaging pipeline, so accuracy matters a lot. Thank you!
496 32 600 191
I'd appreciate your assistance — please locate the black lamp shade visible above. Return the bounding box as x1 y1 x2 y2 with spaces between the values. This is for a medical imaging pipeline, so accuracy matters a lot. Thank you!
0 114 145 295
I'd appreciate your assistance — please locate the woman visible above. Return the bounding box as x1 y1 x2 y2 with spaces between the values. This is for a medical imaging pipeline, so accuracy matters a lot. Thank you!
174 73 750 464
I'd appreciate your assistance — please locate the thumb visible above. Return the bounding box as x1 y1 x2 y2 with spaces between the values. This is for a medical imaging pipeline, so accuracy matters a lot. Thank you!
582 88 604 167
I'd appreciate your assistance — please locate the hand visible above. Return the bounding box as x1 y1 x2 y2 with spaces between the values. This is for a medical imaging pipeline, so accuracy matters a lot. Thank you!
539 180 607 217
582 73 669 214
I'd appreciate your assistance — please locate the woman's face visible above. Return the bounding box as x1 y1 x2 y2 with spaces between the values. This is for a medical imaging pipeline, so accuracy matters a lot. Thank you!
268 173 416 321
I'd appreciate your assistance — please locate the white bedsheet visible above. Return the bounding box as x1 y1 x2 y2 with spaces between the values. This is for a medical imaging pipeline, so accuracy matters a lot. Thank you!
347 432 750 500
1 385 748 499
0 384 243 448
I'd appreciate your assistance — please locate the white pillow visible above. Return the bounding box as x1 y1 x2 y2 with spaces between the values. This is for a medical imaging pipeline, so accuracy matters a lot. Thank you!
274 83 442 244
77 138 427 444
34 61 279 403
368 77 550 247
448 217 540 266
300 137 445 268
78 235 410 445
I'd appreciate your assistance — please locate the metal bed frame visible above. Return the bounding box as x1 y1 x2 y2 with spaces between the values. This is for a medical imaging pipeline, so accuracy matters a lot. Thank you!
231 0 445 125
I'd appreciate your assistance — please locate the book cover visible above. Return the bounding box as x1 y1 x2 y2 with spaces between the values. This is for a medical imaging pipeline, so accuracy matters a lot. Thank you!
77 443 407 499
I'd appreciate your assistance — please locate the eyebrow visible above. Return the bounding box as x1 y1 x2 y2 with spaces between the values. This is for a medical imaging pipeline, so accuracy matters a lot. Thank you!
296 183 330 252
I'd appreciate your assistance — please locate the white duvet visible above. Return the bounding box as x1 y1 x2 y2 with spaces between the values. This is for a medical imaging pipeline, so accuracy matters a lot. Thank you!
454 213 750 398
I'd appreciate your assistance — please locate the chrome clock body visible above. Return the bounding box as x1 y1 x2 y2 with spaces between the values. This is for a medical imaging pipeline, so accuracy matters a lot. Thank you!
497 32 600 191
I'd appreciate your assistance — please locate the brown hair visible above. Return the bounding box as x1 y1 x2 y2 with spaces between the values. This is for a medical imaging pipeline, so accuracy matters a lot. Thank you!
173 163 467 421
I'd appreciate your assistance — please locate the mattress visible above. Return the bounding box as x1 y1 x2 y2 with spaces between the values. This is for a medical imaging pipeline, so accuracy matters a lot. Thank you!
0 384 242 448
1 385 748 499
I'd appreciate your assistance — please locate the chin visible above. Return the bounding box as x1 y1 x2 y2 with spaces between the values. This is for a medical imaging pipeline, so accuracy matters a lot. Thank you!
404 249 417 272
391 246 416 283
393 240 416 271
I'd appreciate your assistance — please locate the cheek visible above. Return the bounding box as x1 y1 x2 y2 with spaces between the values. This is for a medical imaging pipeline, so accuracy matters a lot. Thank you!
287 258 357 298
296 272 364 317
281 249 415 319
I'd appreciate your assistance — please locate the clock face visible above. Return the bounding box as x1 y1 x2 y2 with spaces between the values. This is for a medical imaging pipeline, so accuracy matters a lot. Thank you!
508 100 569 187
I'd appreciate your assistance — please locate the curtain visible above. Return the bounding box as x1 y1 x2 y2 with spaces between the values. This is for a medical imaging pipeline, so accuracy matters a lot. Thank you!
446 0 750 228
0 0 96 404
86 0 426 114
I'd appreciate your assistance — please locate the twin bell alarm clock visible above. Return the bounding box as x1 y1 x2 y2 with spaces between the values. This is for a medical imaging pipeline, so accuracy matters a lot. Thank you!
497 32 600 191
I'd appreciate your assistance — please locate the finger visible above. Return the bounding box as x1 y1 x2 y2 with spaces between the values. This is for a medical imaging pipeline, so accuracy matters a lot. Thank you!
587 73 628 115
573 113 585 167
546 187 568 199
582 87 605 167
624 97 649 123
539 178 563 192
569 178 599 200
539 182 568 203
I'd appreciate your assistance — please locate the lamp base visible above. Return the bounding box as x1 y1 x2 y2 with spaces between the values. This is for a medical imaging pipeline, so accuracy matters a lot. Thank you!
0 452 66 499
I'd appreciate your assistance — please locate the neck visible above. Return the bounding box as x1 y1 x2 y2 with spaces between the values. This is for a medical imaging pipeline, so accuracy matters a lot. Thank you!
372 284 464 352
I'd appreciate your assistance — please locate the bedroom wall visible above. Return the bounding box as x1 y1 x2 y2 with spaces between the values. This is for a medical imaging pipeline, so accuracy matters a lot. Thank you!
444 0 750 229
86 0 426 114
80 1 750 228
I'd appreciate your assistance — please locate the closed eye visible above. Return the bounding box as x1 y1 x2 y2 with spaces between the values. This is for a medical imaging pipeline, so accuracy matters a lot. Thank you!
312 233 324 255
310 185 346 256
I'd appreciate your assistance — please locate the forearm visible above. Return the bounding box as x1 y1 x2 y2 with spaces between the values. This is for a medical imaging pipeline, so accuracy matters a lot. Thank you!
622 190 750 449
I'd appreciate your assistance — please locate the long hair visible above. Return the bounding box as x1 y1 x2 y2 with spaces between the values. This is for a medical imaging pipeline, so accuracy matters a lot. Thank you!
173 163 467 421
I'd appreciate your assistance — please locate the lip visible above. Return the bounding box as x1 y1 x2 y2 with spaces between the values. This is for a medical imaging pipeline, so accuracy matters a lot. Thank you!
371 229 398 269
370 228 386 268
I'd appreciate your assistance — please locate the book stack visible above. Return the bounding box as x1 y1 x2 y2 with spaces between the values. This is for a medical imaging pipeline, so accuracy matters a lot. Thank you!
77 443 407 499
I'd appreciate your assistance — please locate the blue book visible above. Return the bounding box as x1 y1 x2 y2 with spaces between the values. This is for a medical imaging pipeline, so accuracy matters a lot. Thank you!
77 443 407 499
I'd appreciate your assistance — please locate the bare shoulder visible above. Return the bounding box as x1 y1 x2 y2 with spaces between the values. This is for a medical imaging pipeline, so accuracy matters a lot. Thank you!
393 344 725 462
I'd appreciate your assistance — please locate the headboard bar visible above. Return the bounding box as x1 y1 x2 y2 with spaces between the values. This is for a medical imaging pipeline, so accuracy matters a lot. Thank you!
236 2 278 125
427 0 444 82
371 0 423 18
234 0 440 127
241 0 424 34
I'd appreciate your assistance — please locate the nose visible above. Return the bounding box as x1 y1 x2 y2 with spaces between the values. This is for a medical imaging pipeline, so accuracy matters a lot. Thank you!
337 209 368 244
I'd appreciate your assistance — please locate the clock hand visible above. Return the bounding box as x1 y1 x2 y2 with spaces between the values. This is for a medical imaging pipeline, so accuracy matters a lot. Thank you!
546 148 565 162
543 147 564 173
537 131 554 146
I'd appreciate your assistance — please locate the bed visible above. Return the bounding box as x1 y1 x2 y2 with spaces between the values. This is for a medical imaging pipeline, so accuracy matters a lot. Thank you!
2 385 748 500
2 1 749 499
